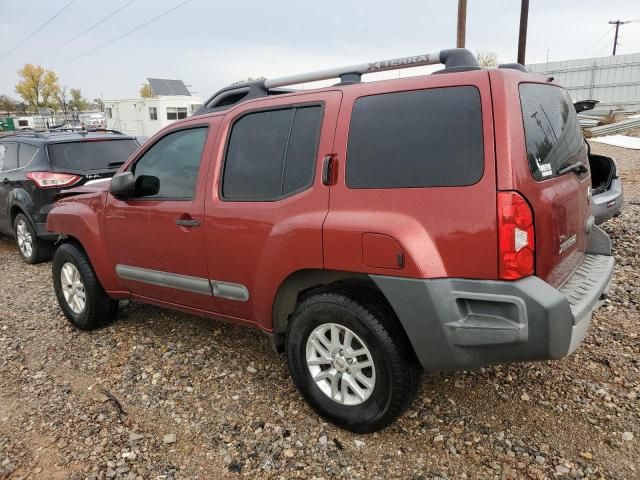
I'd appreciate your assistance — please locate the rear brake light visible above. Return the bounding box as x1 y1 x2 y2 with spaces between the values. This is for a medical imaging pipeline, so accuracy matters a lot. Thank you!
26 172 81 189
498 191 535 280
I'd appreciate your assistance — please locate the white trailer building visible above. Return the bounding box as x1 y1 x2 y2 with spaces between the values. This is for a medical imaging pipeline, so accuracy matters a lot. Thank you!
104 78 203 137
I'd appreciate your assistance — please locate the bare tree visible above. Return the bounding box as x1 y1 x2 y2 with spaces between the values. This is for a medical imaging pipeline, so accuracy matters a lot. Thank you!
476 51 498 68
55 86 69 114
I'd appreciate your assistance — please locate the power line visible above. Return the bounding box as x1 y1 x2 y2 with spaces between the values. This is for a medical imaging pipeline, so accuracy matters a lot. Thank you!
33 0 137 64
52 0 193 69
0 0 77 62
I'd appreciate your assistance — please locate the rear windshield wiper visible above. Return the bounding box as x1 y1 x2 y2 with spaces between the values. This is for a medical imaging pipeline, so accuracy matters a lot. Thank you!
557 161 588 176
107 161 126 168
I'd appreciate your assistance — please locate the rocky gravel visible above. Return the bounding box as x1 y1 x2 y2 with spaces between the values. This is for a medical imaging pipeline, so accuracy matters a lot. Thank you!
1 142 639 479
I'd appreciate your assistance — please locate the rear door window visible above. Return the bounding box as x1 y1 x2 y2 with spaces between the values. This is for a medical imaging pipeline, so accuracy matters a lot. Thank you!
519 83 584 181
0 142 19 171
346 86 484 189
48 139 139 171
18 144 38 167
222 105 322 200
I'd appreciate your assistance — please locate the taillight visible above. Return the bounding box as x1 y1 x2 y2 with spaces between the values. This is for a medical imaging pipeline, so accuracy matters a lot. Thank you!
26 172 81 189
498 191 535 280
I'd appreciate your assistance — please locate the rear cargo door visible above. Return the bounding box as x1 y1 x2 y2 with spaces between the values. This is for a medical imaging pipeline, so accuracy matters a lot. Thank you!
48 138 139 185
492 72 592 287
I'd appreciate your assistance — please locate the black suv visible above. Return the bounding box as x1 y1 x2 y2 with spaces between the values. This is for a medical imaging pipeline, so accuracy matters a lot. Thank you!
0 130 140 263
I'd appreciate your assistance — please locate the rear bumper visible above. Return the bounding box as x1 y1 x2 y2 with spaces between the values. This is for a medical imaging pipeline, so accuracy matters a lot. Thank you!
372 226 614 371
592 177 623 224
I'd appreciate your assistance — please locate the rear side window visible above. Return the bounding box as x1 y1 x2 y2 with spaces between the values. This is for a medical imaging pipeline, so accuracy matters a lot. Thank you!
346 86 484 189
48 139 139 171
19 144 38 167
519 83 584 181
222 105 322 201
0 142 18 171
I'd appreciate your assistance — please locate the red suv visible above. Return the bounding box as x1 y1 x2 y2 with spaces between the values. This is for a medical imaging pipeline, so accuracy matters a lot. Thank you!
46 49 614 432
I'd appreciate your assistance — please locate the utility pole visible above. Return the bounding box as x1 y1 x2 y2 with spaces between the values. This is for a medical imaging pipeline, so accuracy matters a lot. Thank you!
609 20 625 55
457 0 467 48
517 0 529 65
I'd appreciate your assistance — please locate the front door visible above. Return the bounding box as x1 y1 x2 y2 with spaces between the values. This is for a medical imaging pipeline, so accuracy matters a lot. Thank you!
105 121 219 311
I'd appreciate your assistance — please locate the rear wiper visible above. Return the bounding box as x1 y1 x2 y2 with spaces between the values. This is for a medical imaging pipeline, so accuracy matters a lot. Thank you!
107 161 125 168
557 161 588 176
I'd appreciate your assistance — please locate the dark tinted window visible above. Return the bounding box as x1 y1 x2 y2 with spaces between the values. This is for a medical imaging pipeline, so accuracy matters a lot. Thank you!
18 144 38 167
222 105 322 200
0 142 18 171
346 87 484 189
519 83 584 181
132 127 207 199
48 140 139 171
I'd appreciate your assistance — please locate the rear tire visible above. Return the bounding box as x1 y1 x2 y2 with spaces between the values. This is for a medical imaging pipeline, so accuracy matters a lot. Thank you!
52 242 118 330
286 286 421 433
14 213 53 264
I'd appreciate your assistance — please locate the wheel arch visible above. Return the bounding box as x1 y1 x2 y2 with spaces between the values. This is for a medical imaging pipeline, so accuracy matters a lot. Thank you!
271 269 410 353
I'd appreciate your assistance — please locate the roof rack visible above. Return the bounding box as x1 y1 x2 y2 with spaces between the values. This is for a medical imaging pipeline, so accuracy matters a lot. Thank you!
195 48 480 115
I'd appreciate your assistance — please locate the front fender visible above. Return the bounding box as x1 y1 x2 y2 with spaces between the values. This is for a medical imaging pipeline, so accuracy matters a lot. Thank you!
47 195 121 292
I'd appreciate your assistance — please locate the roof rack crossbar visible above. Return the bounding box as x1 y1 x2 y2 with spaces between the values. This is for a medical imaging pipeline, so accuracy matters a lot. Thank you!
263 48 479 89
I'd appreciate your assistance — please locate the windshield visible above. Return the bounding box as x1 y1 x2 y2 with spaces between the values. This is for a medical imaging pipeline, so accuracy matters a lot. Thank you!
519 83 585 181
48 139 138 171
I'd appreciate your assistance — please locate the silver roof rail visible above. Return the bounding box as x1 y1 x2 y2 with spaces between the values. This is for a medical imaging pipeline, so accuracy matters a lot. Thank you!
264 48 479 88
194 48 479 115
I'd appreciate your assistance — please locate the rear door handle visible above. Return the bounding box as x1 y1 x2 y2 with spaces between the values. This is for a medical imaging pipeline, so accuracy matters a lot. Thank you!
175 218 201 227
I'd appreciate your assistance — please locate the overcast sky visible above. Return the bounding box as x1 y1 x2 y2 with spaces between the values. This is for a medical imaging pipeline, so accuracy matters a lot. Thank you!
1 0 639 102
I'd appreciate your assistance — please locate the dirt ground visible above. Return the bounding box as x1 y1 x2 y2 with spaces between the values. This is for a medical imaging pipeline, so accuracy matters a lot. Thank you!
0 142 638 479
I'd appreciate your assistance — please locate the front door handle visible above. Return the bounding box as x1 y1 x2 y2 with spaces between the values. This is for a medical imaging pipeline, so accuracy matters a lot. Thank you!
175 218 201 227
2 178 9 184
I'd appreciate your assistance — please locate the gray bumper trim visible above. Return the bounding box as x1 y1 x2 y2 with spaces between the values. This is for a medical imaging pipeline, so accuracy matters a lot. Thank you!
592 177 623 225
372 253 614 371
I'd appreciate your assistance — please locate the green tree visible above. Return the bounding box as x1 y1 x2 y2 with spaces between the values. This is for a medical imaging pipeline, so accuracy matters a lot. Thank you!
69 88 88 112
93 98 104 111
14 64 60 109
0 95 19 114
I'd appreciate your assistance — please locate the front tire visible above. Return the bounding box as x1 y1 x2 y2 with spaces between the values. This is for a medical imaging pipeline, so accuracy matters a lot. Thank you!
286 287 421 433
14 213 53 264
52 242 118 330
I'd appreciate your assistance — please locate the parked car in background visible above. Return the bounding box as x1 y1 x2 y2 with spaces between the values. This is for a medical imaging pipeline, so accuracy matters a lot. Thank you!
0 130 140 263
587 142 624 224
47 49 614 432
573 101 624 223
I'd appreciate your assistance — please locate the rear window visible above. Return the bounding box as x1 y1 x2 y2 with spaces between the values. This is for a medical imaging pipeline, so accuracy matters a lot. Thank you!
519 83 584 181
48 139 138 171
346 86 484 189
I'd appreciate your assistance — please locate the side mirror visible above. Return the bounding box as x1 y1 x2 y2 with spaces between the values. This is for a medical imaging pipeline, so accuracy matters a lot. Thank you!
109 172 135 198
135 175 160 197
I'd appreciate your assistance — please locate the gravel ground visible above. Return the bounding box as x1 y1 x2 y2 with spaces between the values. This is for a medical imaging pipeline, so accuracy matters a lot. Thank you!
0 142 638 480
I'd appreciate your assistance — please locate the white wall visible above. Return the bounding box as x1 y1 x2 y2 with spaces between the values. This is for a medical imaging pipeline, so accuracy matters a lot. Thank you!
528 53 640 111
104 96 203 137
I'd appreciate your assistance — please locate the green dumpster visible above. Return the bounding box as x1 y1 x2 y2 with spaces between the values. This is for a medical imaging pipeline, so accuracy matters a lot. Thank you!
0 118 15 131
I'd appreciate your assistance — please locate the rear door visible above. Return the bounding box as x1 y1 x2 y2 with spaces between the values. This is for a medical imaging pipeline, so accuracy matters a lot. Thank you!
204 91 341 325
0 141 20 234
492 71 591 287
